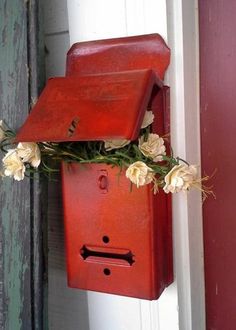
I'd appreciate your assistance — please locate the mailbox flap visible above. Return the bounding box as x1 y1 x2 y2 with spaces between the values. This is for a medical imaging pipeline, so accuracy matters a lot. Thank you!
16 69 162 142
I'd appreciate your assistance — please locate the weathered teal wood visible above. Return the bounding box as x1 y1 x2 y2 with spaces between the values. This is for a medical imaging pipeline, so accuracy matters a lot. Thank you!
0 1 32 329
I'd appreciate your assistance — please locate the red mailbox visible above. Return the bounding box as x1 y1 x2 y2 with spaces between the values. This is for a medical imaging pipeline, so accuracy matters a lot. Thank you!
16 34 173 300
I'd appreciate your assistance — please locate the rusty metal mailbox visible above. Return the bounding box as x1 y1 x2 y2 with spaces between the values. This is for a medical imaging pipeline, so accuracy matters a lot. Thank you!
16 34 173 300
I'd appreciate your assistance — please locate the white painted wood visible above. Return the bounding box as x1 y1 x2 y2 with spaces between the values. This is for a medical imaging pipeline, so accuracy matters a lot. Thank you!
166 0 205 329
44 0 69 34
125 0 167 38
45 33 70 77
43 0 70 78
48 269 90 329
67 0 127 44
87 293 142 330
157 283 179 329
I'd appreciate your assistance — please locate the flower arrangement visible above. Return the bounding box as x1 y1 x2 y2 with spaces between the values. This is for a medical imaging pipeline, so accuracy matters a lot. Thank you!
0 113 210 197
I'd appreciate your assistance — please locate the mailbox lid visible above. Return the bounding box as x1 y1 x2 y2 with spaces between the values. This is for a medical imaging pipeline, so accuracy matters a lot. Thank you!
16 69 162 142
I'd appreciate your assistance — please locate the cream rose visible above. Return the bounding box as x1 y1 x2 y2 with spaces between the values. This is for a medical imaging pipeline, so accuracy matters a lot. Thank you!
138 133 166 162
104 139 130 151
163 164 198 193
17 142 41 168
141 110 155 129
0 120 5 142
2 149 26 181
126 161 154 188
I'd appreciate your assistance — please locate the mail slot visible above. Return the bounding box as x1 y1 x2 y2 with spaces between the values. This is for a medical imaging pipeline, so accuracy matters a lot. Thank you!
16 34 173 300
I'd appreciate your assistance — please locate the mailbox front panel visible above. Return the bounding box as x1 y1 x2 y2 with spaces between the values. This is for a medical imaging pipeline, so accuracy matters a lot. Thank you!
61 162 172 300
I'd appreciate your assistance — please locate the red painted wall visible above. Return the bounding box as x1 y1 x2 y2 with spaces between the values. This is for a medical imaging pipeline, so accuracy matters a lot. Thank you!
199 1 236 329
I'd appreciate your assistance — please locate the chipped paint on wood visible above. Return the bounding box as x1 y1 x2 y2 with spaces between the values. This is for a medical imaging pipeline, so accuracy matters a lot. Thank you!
0 1 41 329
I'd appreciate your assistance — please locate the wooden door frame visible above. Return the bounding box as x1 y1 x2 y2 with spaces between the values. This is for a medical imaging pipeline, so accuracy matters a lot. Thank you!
167 0 205 329
199 1 236 329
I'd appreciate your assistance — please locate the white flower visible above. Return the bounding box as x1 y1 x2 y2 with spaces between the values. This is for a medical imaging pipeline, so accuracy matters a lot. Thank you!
163 164 198 193
2 149 26 181
17 142 41 168
138 133 166 162
126 161 154 188
104 139 130 151
0 120 5 142
141 111 154 129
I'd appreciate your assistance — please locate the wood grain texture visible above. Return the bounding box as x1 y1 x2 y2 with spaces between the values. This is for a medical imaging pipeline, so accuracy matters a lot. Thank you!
44 0 69 34
43 0 69 79
199 1 236 329
0 1 45 329
45 33 69 77
0 1 31 329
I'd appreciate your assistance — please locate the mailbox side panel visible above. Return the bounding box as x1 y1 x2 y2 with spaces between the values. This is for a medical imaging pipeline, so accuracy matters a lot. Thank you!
151 86 173 288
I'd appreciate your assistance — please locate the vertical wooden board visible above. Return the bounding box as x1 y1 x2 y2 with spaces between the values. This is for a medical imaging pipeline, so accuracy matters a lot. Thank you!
45 33 70 77
67 0 127 44
0 1 31 329
125 0 167 39
43 0 70 79
199 1 236 329
44 0 69 34
27 1 47 329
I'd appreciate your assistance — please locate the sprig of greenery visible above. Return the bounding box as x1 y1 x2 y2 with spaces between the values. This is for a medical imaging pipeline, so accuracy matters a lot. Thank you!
0 118 179 186
33 138 176 180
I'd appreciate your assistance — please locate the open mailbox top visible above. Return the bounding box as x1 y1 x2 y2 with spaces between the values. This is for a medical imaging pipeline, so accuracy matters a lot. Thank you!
16 33 170 143
16 69 163 142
